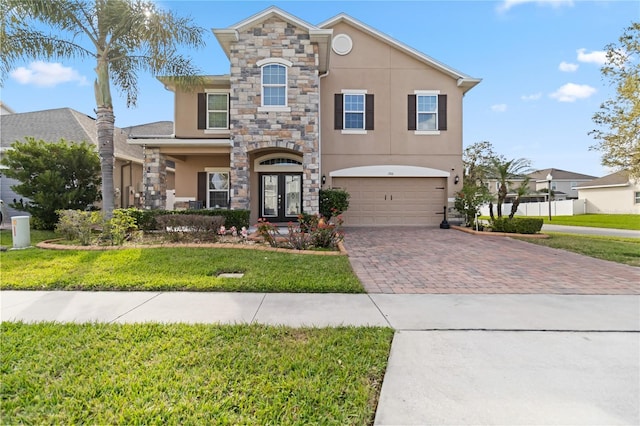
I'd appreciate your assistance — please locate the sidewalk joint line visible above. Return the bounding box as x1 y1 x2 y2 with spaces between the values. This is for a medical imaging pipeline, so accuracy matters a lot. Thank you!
108 292 164 324
367 294 394 329
250 293 267 324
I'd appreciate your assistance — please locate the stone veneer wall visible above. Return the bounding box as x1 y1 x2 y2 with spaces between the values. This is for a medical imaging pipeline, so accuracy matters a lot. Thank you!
229 17 320 214
143 147 167 210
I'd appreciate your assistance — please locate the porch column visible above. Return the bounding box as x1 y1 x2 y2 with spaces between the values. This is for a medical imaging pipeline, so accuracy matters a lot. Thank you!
230 148 250 210
143 147 167 210
303 151 320 214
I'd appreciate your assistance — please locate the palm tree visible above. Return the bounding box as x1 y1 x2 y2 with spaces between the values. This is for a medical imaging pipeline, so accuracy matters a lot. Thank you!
489 157 531 218
1 0 204 217
509 177 531 219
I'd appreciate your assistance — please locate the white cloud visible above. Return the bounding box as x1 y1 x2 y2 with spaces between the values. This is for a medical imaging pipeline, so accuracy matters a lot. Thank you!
497 0 573 13
521 93 542 101
576 48 607 65
559 61 579 72
9 61 88 87
549 83 596 102
491 104 508 112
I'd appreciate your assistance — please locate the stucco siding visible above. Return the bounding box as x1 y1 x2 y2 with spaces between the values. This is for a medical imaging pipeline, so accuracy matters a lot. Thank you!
579 185 640 214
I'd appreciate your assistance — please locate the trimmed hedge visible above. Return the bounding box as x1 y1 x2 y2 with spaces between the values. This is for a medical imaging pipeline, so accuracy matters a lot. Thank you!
490 217 544 234
122 208 250 231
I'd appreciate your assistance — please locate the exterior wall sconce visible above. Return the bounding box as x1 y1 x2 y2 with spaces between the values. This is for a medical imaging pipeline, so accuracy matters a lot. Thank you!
321 175 326 185
454 175 460 185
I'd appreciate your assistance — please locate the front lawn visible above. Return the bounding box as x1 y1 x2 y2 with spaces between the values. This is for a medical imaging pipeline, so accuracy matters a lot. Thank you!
515 233 640 266
0 246 363 292
1 322 393 425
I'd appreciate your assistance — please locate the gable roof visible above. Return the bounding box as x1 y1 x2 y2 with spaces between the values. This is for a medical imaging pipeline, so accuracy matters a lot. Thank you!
123 121 174 138
213 6 333 73
318 13 481 93
528 168 597 182
577 170 631 189
0 108 143 162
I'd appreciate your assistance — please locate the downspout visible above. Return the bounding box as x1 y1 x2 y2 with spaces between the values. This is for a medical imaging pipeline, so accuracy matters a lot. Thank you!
319 70 330 197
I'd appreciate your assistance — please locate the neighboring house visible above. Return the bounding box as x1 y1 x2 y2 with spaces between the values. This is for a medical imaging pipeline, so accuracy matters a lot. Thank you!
128 6 480 226
578 171 640 214
529 168 597 200
0 108 145 220
486 168 597 203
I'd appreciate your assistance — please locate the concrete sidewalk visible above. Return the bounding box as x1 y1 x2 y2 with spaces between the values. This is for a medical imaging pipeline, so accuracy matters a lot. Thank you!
2 291 639 425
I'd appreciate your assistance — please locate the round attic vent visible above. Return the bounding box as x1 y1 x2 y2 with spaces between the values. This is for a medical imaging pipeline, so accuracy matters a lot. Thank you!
332 34 353 56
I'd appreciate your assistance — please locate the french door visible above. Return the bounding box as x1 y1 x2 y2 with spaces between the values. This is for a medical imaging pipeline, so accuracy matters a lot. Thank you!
259 173 302 222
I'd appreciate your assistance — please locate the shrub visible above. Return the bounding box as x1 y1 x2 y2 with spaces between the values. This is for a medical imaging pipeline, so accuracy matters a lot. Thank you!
123 208 160 231
256 218 280 248
286 222 313 250
156 214 224 243
1 138 101 230
124 209 250 231
101 209 138 246
490 217 543 234
311 215 344 249
55 210 102 245
319 189 350 219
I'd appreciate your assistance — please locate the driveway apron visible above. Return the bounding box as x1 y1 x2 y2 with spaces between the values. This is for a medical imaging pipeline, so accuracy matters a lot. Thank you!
343 227 640 294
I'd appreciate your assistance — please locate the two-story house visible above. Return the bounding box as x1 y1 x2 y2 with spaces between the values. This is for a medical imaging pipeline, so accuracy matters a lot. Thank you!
128 7 480 226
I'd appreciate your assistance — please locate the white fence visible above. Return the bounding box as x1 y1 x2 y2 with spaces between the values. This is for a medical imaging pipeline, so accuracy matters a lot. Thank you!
479 199 587 217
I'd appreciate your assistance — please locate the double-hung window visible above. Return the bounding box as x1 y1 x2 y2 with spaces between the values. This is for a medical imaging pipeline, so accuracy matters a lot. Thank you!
417 95 437 131
207 93 228 129
334 90 374 133
408 91 447 134
344 94 365 129
262 64 287 107
256 58 292 112
197 91 229 130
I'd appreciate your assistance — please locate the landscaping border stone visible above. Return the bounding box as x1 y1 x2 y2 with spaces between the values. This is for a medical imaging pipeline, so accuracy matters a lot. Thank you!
451 225 550 239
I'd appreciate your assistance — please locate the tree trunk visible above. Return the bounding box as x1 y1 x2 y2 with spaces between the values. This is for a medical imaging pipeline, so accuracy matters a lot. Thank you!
509 198 520 219
489 201 494 220
94 55 115 218
96 106 115 218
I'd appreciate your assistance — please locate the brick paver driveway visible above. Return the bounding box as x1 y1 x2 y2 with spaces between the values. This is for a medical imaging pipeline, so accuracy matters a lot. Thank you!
343 227 640 294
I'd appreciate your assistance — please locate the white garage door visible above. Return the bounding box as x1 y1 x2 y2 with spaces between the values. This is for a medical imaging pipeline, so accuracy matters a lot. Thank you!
332 177 447 226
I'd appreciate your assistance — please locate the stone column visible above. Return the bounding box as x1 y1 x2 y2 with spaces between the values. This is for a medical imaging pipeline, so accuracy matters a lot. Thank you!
143 148 167 210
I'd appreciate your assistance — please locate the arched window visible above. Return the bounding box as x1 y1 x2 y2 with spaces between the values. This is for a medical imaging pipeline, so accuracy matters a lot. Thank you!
261 63 287 107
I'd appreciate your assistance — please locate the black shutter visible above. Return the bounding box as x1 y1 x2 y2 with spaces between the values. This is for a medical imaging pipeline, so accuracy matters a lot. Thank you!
365 94 374 130
197 172 207 206
438 94 447 131
197 93 206 129
334 94 343 130
407 94 417 130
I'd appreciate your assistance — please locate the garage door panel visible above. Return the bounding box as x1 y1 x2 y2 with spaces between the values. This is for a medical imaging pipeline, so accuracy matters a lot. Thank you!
332 177 446 226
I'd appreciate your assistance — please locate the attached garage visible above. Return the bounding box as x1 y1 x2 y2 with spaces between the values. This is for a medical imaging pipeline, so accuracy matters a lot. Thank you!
330 166 449 226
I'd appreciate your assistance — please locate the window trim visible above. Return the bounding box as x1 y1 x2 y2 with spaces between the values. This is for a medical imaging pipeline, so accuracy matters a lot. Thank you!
204 91 229 131
204 168 230 209
258 60 290 112
414 90 439 135
634 191 640 204
336 89 373 134
408 91 447 134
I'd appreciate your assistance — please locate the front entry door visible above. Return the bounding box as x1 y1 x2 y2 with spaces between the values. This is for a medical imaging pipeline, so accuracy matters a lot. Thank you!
260 173 302 222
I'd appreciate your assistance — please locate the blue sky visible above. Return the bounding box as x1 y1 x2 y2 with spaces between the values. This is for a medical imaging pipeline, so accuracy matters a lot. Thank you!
2 0 639 177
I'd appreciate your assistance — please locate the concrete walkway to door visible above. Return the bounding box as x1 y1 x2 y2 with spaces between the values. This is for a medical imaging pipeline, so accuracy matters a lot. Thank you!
343 227 640 295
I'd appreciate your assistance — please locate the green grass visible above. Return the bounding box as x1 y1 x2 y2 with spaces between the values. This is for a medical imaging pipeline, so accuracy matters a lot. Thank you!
1 322 394 425
516 233 640 266
0 246 363 292
0 229 57 247
481 214 640 230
